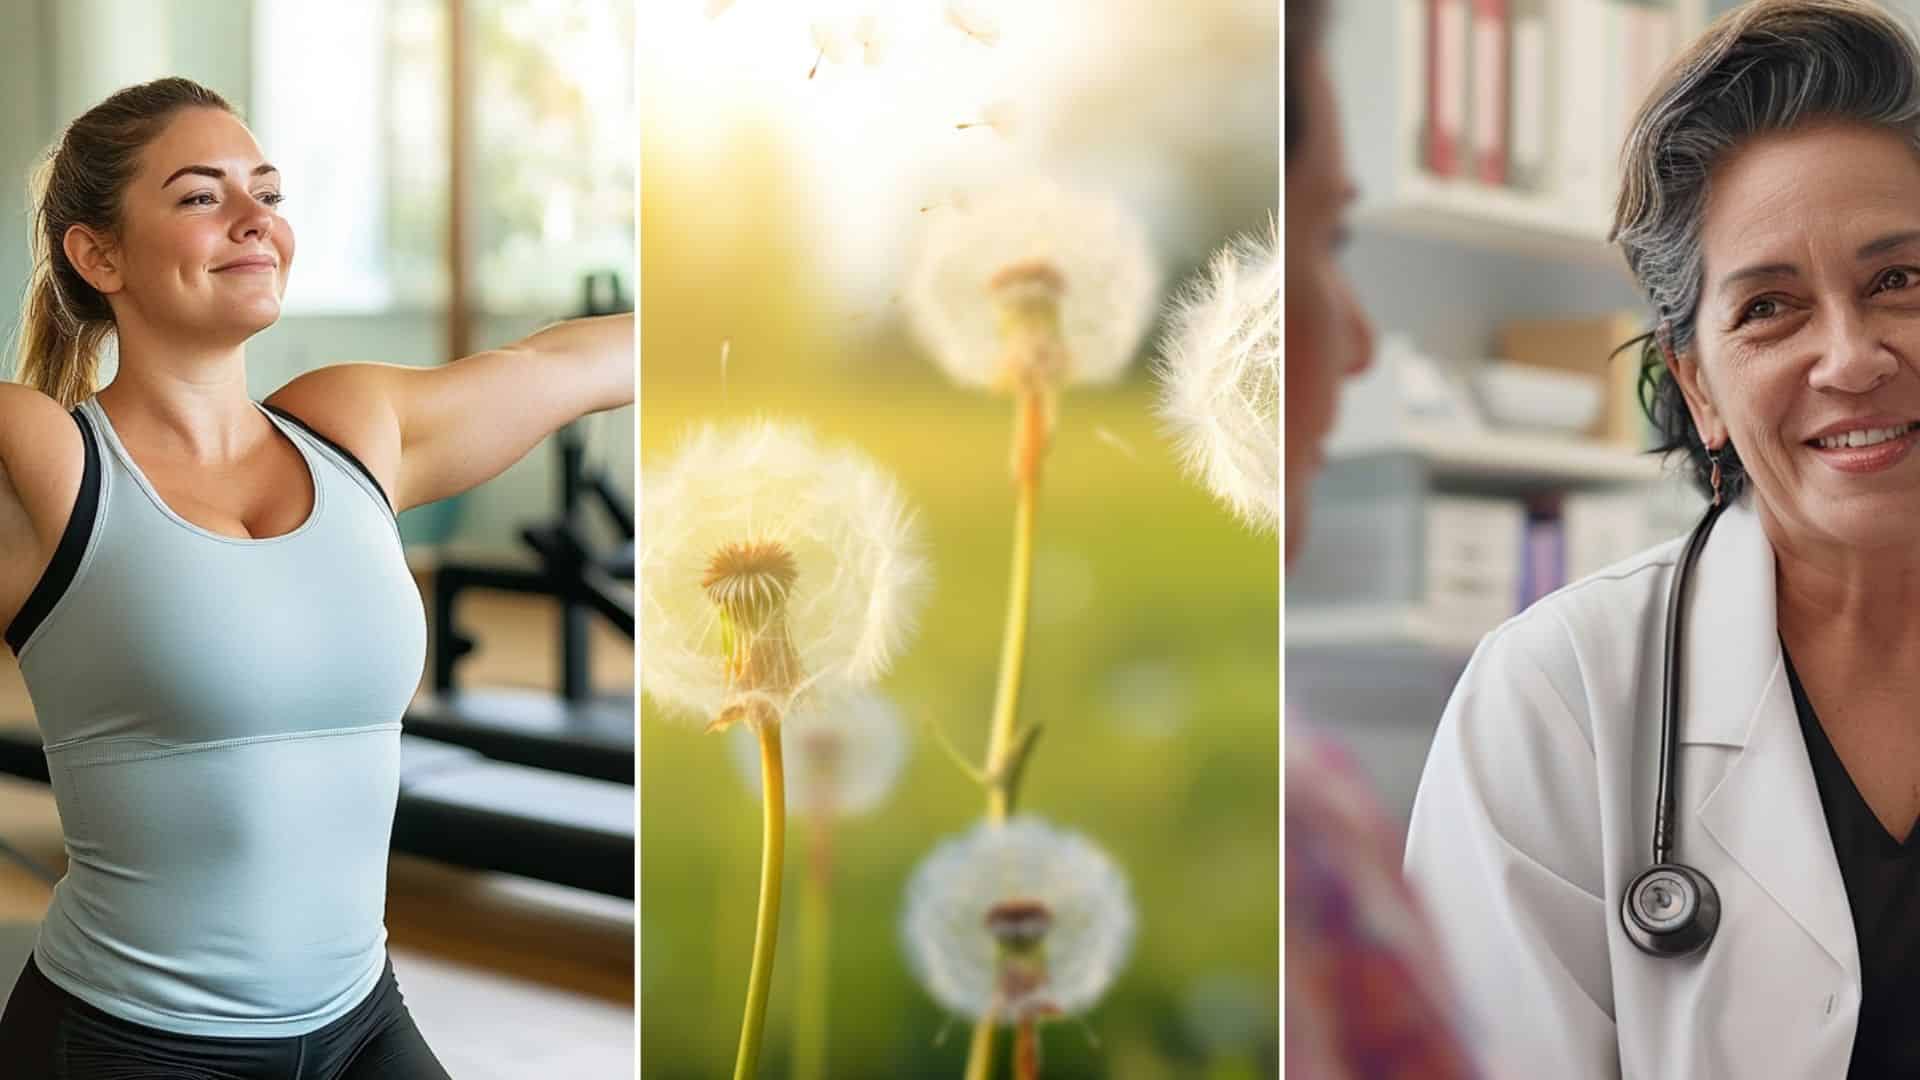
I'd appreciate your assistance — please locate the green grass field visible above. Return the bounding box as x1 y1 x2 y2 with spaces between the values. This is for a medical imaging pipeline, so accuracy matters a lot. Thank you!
640 368 1279 1079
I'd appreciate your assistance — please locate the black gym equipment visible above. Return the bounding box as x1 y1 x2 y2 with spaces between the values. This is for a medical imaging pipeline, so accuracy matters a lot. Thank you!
402 271 636 785
392 735 631 899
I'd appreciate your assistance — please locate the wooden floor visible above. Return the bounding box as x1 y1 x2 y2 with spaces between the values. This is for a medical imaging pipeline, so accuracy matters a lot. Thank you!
0 578 635 1078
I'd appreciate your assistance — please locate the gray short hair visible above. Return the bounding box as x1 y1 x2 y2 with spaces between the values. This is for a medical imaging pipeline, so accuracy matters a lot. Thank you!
1611 0 1920 498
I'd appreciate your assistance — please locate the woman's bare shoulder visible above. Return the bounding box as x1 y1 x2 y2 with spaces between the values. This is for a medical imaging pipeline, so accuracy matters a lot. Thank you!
0 382 86 533
0 382 75 457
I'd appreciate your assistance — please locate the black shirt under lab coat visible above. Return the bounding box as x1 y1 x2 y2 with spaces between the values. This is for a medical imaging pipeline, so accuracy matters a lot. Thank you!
1784 648 1920 1079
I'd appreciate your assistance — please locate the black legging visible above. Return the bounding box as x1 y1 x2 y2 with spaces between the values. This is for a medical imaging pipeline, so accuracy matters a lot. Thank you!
0 954 451 1079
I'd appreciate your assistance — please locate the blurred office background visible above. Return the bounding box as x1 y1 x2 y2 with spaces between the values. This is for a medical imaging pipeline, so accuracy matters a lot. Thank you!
0 3 635 1077
1290 0 1920 822
641 0 1278 1076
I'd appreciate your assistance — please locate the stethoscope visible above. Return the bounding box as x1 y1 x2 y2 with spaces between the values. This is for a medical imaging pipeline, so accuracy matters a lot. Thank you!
1621 492 1731 959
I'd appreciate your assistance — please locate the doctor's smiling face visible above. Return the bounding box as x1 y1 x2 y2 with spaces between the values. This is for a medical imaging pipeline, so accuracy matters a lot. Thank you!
1670 122 1920 552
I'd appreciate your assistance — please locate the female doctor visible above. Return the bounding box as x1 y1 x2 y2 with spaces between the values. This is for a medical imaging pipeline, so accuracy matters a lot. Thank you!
1404 1 1920 1077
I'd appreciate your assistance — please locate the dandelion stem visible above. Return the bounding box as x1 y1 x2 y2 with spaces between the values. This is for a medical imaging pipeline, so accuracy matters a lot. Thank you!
967 387 1047 1079
791 817 833 1080
733 720 787 1080
1013 1019 1040 1080
962 1012 997 1080
982 388 1044 820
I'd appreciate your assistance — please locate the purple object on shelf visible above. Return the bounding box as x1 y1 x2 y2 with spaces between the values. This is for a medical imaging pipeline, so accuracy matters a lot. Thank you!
1518 515 1565 611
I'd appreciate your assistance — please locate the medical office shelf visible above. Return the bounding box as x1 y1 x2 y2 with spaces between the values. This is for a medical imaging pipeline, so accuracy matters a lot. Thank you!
1331 0 1707 266
1287 428 1681 656
1354 173 1622 267
1286 604 1486 656
1331 425 1668 493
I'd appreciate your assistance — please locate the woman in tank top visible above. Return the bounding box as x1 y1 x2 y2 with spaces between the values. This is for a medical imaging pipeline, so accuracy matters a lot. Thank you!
0 78 632 1078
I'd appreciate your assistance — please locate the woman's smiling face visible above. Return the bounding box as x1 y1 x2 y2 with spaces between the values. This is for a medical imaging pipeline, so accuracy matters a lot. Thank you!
98 106 294 346
1675 123 1920 550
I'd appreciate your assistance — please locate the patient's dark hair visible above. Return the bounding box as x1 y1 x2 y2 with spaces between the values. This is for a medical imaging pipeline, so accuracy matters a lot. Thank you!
1611 0 1920 499
1285 0 1325 164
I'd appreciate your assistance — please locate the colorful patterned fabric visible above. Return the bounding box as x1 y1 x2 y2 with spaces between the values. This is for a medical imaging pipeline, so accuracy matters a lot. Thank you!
1286 728 1482 1079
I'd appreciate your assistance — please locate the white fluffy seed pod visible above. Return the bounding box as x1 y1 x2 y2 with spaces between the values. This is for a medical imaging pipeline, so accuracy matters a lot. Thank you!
640 421 928 728
901 817 1135 1024
1152 219 1280 533
728 689 910 818
904 177 1158 393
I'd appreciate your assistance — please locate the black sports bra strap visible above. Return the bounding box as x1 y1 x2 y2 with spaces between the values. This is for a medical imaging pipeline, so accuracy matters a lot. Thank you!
6 409 104 655
260 403 394 513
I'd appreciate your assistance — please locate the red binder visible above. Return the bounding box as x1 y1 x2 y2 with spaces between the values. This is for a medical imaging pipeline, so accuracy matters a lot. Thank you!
1426 0 1469 177
1472 0 1509 185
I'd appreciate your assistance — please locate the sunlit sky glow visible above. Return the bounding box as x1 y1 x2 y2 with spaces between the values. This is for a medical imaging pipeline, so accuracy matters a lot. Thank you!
639 0 1231 306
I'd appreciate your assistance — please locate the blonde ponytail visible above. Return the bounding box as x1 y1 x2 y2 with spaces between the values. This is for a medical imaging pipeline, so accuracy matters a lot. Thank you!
16 159 108 408
14 77 234 408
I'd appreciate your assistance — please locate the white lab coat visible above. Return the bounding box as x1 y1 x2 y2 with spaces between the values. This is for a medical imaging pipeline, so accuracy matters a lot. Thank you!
1404 497 1861 1080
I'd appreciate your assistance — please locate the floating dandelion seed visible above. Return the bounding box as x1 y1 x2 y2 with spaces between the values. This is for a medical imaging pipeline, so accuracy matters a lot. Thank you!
1152 218 1280 533
1093 426 1138 462
955 100 1017 137
919 191 972 214
853 13 886 66
945 0 1002 46
730 690 910 817
902 817 1135 1027
808 19 854 78
640 422 927 731
904 177 1157 395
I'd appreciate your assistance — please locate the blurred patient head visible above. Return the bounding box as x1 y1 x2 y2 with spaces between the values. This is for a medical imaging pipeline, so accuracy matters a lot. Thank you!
1284 0 1374 566
1616 0 1920 552
18 77 290 408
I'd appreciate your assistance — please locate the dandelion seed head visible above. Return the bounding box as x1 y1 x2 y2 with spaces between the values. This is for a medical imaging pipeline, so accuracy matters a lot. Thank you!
641 421 928 729
984 898 1053 948
986 257 1063 299
728 689 910 817
1152 218 1280 533
902 817 1135 1024
906 177 1157 394
702 539 799 614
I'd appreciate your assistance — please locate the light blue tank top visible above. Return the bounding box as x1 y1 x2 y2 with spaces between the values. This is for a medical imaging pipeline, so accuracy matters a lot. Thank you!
11 396 426 1038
